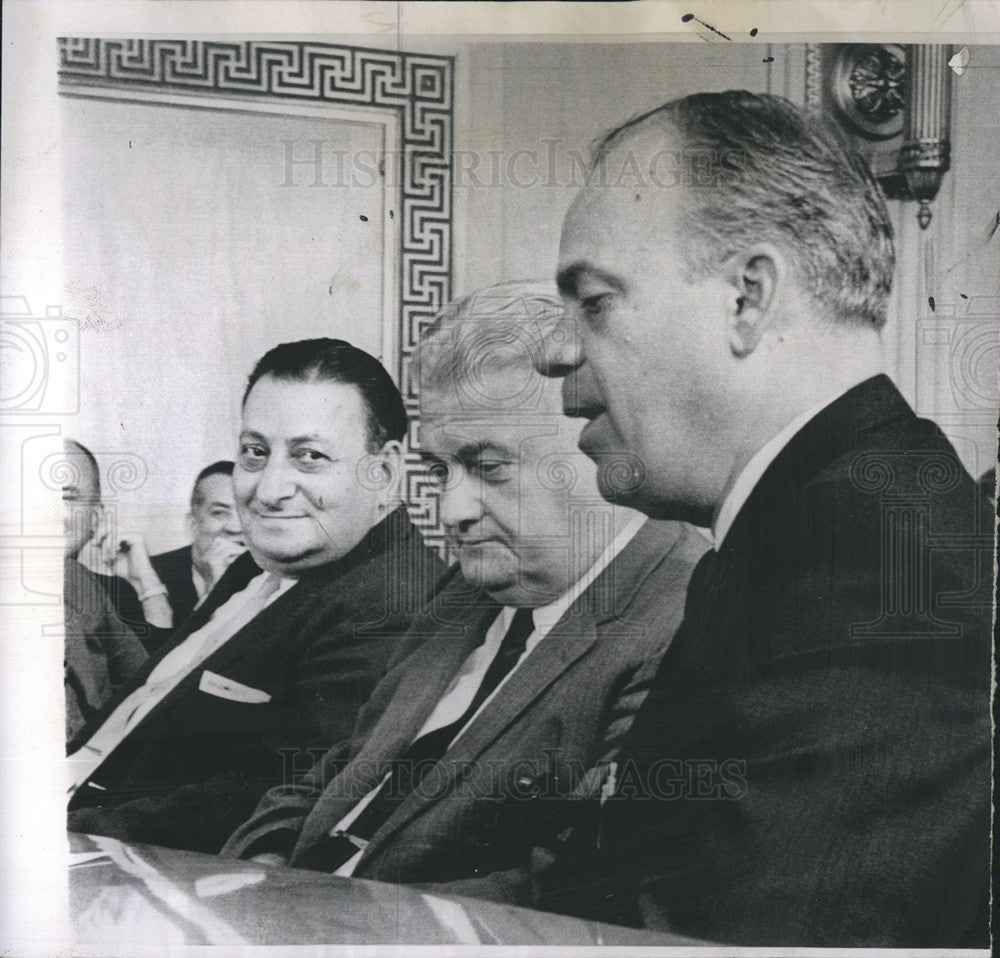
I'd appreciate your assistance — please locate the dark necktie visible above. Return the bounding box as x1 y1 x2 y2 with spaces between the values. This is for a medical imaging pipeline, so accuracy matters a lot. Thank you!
303 607 536 870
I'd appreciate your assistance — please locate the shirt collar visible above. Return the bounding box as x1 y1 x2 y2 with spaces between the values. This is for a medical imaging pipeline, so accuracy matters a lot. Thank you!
191 564 208 600
711 380 865 549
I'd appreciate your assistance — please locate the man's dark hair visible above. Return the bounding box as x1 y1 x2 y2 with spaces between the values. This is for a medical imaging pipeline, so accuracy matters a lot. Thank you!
596 90 895 329
190 460 235 507
243 339 408 450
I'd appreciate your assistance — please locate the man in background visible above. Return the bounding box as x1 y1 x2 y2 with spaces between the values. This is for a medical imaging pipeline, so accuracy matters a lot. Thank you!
149 460 248 624
536 91 991 947
62 439 149 741
68 339 445 853
82 460 250 647
224 284 706 907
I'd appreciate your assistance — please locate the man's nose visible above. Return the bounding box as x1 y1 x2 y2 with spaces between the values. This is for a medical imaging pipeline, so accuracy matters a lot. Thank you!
222 515 245 540
535 312 584 378
252 458 295 508
438 470 482 533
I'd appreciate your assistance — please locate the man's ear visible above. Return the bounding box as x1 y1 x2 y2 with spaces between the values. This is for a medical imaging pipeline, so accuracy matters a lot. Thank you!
726 247 781 357
374 439 404 504
89 502 105 539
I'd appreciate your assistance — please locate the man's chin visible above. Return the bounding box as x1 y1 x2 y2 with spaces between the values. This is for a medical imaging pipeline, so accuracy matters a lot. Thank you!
248 543 323 575
595 462 697 522
457 550 517 594
587 450 647 504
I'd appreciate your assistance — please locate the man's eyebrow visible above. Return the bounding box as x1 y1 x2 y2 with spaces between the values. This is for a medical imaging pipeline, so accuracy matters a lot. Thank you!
454 441 512 464
556 263 583 297
419 441 511 466
556 262 624 297
286 433 327 445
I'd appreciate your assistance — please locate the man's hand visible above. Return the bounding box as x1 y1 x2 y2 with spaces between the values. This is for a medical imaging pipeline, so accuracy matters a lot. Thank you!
88 515 160 589
99 529 173 629
116 535 163 594
197 537 248 593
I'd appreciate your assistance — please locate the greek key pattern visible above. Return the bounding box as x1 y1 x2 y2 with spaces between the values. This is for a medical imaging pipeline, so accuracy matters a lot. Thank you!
58 38 453 553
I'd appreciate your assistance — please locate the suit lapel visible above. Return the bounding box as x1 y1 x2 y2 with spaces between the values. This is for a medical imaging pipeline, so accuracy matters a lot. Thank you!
357 520 682 858
294 599 500 856
361 610 599 861
67 570 233 751
447 612 598 766
122 514 403 732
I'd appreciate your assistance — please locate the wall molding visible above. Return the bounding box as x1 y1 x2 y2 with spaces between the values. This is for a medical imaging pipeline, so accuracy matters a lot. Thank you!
59 37 454 553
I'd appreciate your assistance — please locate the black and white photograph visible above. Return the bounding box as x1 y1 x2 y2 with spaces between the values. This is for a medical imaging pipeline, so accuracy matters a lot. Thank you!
1 1 997 954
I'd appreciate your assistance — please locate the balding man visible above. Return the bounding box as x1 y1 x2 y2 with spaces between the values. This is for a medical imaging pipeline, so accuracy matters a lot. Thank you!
537 92 991 947
223 283 707 908
62 439 148 741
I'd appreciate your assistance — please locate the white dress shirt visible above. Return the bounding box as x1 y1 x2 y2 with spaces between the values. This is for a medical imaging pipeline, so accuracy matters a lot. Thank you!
712 381 866 549
329 512 648 875
191 565 209 604
68 570 295 793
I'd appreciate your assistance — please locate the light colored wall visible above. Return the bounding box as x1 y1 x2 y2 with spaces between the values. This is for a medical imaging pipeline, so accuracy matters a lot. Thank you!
63 94 394 551
452 40 773 296
882 44 999 481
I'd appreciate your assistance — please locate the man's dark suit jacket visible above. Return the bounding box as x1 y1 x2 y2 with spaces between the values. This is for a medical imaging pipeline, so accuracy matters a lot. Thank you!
538 376 992 948
93 548 259 653
68 507 446 854
65 558 149 743
223 519 708 907
149 544 200 625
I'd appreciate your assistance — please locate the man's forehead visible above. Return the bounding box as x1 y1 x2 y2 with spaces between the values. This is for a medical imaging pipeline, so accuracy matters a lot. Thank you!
62 455 99 497
195 473 235 503
419 408 562 451
419 409 514 442
242 376 365 434
563 130 689 237
421 374 561 423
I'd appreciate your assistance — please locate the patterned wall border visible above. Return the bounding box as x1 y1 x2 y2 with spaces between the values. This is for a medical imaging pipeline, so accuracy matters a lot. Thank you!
58 38 453 554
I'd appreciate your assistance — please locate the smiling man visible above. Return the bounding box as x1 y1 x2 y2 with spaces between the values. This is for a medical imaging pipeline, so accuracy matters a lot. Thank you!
536 92 991 947
150 460 248 624
223 283 707 907
68 339 445 853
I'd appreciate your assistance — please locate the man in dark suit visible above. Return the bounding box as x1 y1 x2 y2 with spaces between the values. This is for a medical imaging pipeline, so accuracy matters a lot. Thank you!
68 339 445 854
536 91 992 947
149 460 247 625
62 439 149 742
223 283 707 907
83 461 249 651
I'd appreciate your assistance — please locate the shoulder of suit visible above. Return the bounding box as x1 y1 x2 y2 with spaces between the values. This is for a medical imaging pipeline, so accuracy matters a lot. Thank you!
149 544 192 574
623 518 710 578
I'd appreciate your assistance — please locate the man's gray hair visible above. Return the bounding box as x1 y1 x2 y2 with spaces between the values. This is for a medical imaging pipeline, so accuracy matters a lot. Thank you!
596 90 895 330
415 281 566 411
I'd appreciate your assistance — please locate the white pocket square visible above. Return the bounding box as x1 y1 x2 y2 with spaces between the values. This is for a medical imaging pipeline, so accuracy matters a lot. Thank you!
198 670 271 704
